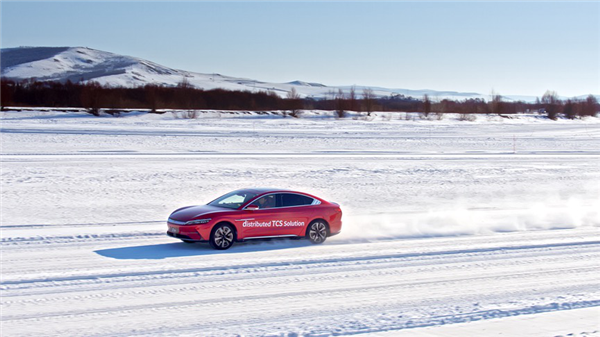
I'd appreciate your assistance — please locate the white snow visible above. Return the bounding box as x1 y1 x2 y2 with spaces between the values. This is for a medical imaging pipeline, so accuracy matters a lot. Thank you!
0 47 535 101
374 307 600 336
1 109 599 336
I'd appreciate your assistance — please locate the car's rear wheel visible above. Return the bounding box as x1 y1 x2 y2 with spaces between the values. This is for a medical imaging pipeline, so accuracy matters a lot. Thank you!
209 223 235 250
307 220 328 244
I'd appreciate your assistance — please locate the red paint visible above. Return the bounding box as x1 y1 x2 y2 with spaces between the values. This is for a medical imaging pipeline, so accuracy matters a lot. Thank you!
167 188 342 245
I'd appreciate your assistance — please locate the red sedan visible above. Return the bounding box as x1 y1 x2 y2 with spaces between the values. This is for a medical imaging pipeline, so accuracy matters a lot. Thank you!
167 188 343 250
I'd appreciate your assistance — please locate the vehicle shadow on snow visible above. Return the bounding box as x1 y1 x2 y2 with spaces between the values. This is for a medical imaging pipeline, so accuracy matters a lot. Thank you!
94 239 314 260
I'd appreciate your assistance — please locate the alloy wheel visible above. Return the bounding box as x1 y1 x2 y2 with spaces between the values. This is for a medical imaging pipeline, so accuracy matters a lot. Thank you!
308 222 327 244
213 225 234 249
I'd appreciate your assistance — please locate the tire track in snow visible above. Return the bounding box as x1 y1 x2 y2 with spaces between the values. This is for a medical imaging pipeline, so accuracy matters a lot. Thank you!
3 240 599 286
3 267 598 322
3 228 599 336
3 246 597 304
3 240 599 330
0 231 165 246
0 220 164 229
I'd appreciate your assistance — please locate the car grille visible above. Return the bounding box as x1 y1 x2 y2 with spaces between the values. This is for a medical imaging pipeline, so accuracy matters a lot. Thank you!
167 231 203 241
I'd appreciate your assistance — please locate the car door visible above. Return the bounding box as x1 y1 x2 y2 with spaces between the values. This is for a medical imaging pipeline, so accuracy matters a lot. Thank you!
276 193 315 236
236 194 279 238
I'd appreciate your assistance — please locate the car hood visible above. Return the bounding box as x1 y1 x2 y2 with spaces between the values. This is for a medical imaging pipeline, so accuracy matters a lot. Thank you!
169 205 231 222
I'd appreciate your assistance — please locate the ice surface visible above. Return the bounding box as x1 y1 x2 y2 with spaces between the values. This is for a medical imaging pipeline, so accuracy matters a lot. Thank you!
1 109 599 336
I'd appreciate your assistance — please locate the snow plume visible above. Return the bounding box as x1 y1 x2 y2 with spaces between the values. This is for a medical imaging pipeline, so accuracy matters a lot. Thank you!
338 196 600 242
489 195 600 232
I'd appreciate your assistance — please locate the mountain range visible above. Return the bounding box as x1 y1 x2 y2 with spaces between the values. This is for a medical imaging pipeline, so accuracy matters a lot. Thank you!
0 46 565 102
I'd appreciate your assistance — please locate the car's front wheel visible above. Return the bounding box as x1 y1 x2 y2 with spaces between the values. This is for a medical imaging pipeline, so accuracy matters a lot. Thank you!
307 220 328 244
209 223 235 250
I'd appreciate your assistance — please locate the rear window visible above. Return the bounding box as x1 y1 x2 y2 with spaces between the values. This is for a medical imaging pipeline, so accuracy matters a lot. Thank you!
281 193 314 207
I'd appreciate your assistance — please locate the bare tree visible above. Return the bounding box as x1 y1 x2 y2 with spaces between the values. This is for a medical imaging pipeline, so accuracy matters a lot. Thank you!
489 90 503 115
177 76 192 89
421 94 431 118
80 82 102 116
335 89 346 118
1 79 13 109
326 89 337 110
173 77 197 109
563 99 576 119
583 95 599 117
362 88 375 116
286 87 303 118
348 86 358 112
144 84 159 113
541 90 561 120
440 99 452 114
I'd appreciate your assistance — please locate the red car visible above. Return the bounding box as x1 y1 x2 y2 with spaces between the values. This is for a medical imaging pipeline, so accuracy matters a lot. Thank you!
167 188 343 250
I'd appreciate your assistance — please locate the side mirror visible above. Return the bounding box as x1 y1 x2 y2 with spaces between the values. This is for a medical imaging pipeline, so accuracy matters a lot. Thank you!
245 204 259 211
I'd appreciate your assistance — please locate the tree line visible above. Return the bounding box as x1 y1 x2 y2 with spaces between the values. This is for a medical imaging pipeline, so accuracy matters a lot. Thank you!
1 79 597 119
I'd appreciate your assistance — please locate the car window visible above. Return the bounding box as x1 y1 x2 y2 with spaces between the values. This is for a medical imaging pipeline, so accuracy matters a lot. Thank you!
249 194 277 209
209 191 258 209
281 193 315 207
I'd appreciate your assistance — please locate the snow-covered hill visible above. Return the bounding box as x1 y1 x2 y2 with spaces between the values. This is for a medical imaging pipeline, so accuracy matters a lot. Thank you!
1 46 493 100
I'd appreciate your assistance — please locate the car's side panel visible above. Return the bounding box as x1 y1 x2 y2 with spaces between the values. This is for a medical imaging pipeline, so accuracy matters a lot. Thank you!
235 192 324 239
307 205 342 235
168 189 342 246
271 206 312 236
234 208 280 239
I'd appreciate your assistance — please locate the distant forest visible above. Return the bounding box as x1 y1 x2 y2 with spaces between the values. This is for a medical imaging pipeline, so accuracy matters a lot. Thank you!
1 79 598 120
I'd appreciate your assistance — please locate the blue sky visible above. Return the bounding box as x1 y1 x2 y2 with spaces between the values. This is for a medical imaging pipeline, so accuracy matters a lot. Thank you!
1 1 598 97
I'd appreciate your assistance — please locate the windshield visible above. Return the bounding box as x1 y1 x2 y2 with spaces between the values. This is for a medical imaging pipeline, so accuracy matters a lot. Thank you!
208 190 258 209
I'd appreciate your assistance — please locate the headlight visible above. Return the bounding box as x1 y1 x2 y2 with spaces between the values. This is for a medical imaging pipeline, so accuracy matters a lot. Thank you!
186 218 211 225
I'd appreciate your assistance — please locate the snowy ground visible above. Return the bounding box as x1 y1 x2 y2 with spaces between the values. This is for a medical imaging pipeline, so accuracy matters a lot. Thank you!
1 109 599 336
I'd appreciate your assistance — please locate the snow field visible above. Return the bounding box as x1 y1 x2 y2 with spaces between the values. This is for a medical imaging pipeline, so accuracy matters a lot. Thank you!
1 109 599 336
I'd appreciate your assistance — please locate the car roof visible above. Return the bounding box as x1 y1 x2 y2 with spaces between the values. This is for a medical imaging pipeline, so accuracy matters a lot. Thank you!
234 188 324 203
243 187 294 194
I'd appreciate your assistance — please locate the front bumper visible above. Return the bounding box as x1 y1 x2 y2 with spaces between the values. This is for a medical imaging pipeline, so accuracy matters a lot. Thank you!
166 231 206 242
167 224 206 241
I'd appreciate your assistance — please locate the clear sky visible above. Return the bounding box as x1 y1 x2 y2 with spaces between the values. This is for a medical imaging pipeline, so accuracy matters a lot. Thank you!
1 1 598 97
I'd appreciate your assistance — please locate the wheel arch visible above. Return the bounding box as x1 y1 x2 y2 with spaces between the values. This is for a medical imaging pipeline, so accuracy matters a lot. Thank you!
305 218 330 237
211 221 239 241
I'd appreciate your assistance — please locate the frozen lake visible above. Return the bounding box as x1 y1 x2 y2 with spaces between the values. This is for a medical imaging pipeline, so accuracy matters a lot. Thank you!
1 109 599 336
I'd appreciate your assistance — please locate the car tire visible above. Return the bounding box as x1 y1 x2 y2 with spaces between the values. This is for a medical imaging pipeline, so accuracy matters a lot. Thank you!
181 240 196 244
307 220 328 244
209 223 235 250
